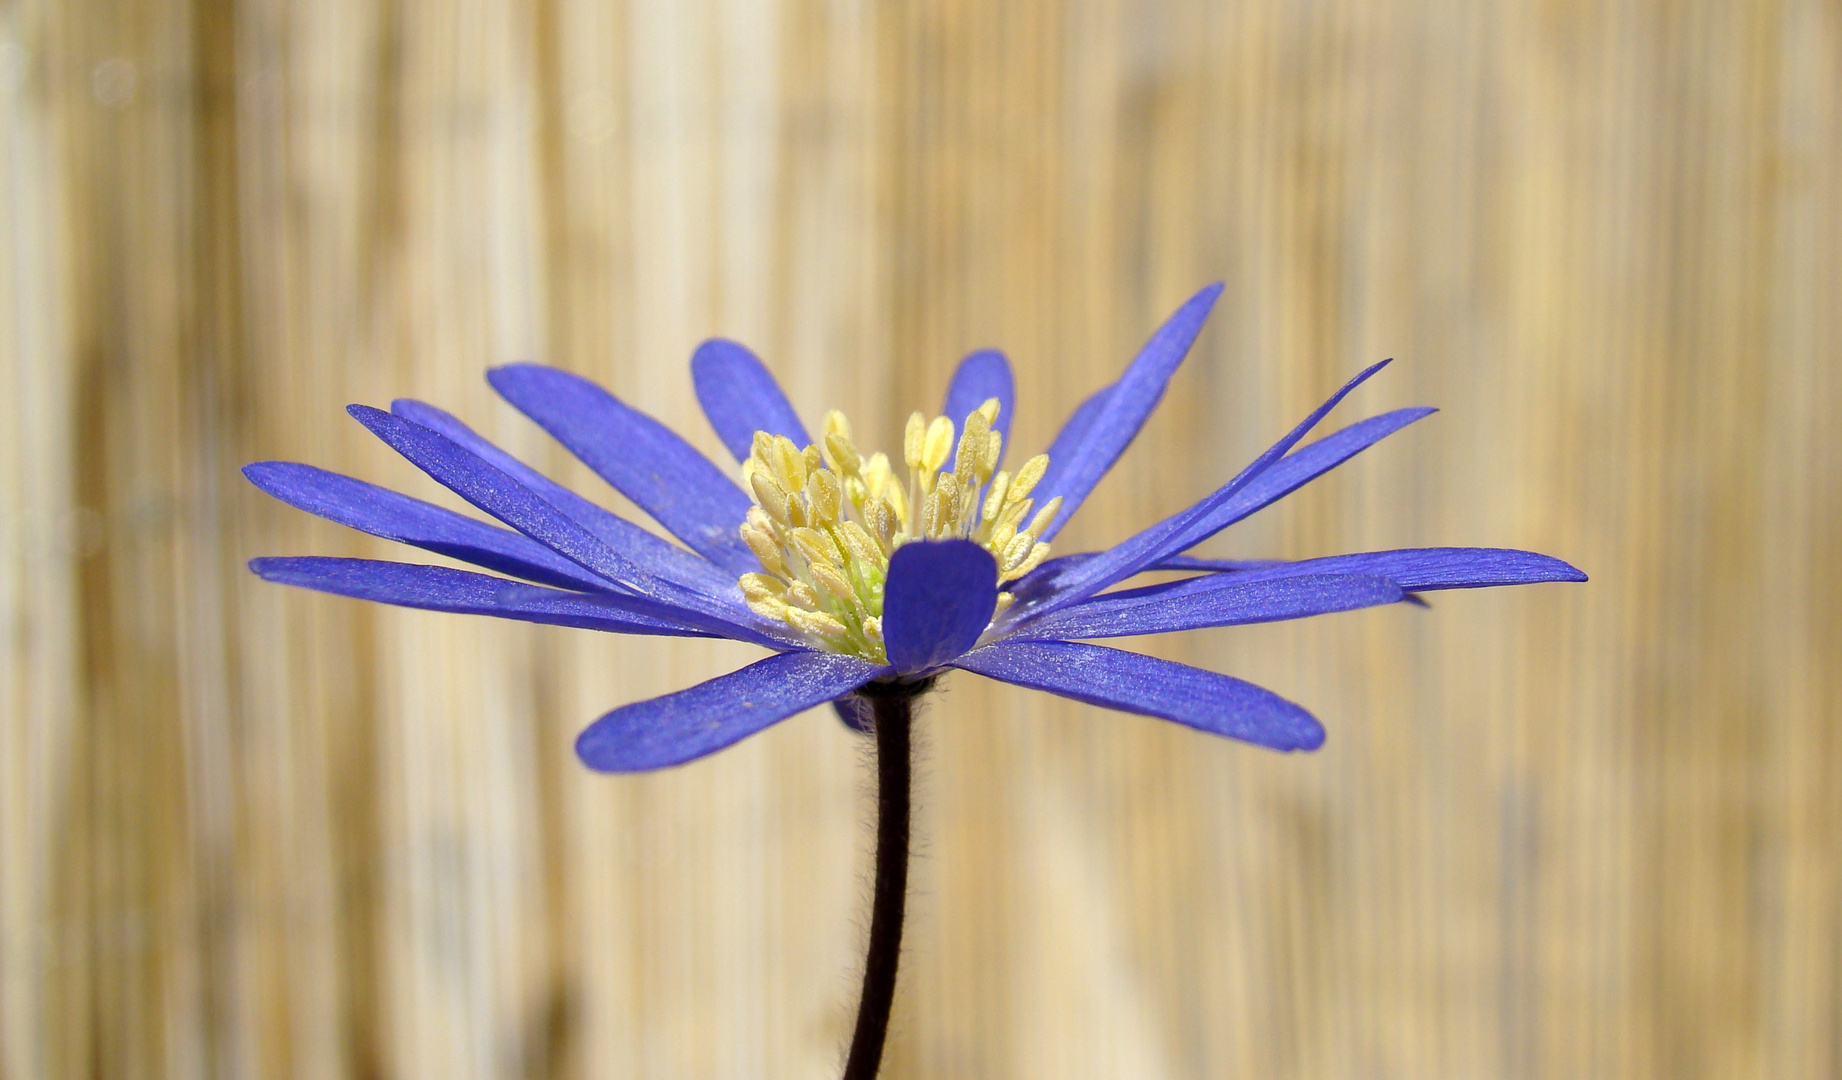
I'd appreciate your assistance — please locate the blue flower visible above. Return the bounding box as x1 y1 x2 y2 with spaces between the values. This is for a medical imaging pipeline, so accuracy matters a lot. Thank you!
246 284 1585 771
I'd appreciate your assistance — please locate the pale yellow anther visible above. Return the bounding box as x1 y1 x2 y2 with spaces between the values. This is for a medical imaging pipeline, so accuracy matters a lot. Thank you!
772 435 807 491
803 444 823 475
751 430 776 465
1011 542 1051 579
993 592 1016 617
787 581 820 611
865 500 897 551
988 521 1017 556
920 487 948 539
955 409 990 479
934 472 962 519
1024 496 1062 539
982 472 1012 523
744 593 789 620
861 452 892 494
751 471 793 525
787 608 849 640
824 432 861 475
975 397 1001 426
903 413 927 471
995 497 1032 534
880 479 908 524
922 416 956 474
739 573 786 602
862 616 884 644
836 520 885 568
790 526 841 569
809 562 853 603
1011 454 1049 500
806 470 843 523
1001 531 1036 572
981 430 1003 474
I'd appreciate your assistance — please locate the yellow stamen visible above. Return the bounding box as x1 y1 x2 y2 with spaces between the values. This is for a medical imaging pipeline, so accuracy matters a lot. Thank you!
735 398 1054 662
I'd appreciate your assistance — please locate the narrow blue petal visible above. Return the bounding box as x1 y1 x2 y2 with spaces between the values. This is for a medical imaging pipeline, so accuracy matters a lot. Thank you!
833 696 875 734
1014 358 1394 622
1035 284 1224 540
1099 547 1588 609
1010 573 1404 640
575 651 886 771
250 556 715 637
942 349 1015 468
692 339 812 462
882 540 999 673
1040 384 1113 488
1152 555 1287 572
347 405 781 645
243 461 614 593
391 399 735 596
1164 407 1436 555
953 640 1324 752
487 363 756 571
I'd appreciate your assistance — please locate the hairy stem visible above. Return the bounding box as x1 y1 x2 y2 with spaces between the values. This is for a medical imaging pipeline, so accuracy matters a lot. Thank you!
842 689 916 1080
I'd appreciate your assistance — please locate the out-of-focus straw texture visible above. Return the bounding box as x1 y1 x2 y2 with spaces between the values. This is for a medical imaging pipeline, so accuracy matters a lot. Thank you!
3 0 1838 1077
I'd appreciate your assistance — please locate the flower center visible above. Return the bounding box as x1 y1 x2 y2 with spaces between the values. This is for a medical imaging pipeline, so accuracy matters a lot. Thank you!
735 400 1060 662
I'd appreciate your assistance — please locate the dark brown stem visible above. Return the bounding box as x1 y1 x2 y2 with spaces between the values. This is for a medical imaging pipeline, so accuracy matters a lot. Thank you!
841 688 917 1080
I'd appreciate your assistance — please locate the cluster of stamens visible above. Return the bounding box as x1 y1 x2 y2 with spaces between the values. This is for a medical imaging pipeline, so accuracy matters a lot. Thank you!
736 400 1060 662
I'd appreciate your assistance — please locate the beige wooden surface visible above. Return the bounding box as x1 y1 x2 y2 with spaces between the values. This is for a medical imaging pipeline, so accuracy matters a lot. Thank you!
3 0 1839 1077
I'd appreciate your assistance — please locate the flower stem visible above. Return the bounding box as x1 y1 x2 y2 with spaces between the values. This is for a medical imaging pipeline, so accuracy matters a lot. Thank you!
842 688 917 1080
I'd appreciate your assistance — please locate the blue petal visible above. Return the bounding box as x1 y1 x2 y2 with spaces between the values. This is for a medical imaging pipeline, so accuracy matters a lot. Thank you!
952 640 1324 752
942 349 1015 467
575 651 886 771
692 339 812 462
250 556 714 637
1102 547 1588 607
1009 573 1404 640
243 461 615 593
1151 555 1287 572
1014 358 1393 621
391 399 735 596
1042 383 1113 480
347 405 780 644
487 364 756 572
1034 284 1223 540
833 696 875 734
882 539 1000 673
1171 408 1435 553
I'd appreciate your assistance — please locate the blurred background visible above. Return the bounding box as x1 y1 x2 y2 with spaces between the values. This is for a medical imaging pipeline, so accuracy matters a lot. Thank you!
3 0 1838 1077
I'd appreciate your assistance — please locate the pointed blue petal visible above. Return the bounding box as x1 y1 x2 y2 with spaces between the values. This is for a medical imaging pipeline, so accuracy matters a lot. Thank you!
487 363 756 571
1010 573 1404 640
1014 358 1394 622
882 540 999 674
833 696 875 734
953 640 1324 751
243 462 615 593
942 349 1015 467
249 557 715 637
1163 407 1436 554
1040 384 1113 486
1101 547 1588 609
692 339 812 462
1034 284 1223 540
391 399 735 596
347 405 780 645
1151 555 1287 572
575 651 886 771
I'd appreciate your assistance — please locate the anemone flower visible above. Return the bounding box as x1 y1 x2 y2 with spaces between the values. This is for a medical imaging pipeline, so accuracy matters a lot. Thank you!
246 283 1584 1079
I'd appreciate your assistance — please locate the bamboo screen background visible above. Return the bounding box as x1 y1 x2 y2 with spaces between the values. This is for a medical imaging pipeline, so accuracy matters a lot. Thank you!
3 0 1838 1077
